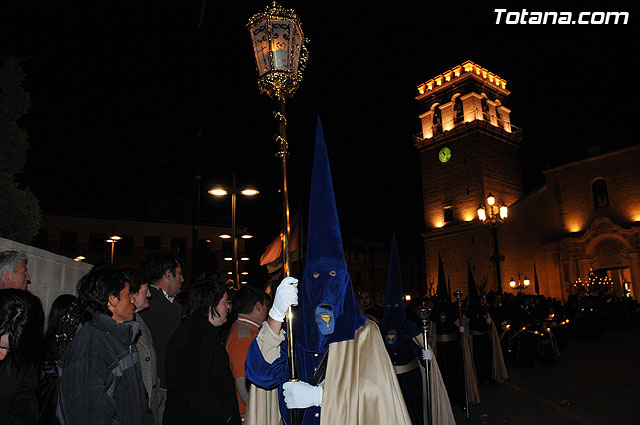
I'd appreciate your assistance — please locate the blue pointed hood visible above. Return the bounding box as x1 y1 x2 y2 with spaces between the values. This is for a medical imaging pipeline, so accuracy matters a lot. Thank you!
436 253 449 301
297 118 366 353
380 232 405 336
467 261 479 300
433 253 454 320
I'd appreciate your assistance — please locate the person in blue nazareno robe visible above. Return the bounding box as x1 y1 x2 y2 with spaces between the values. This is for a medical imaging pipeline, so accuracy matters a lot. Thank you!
244 119 411 425
380 233 456 425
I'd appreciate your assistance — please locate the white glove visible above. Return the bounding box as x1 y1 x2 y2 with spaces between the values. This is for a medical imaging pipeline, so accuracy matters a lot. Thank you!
459 326 465 333
283 381 323 408
422 348 433 361
269 277 299 322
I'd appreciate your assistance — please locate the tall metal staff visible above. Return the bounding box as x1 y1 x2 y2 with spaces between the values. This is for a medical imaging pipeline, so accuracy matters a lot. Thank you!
416 302 433 425
247 3 309 423
454 290 470 420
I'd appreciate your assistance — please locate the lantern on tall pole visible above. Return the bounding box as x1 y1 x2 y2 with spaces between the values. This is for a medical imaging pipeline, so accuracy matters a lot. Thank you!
247 0 309 411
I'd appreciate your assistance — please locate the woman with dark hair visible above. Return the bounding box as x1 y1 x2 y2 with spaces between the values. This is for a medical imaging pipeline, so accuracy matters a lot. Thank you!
43 294 79 360
0 288 45 424
164 279 240 425
39 293 78 425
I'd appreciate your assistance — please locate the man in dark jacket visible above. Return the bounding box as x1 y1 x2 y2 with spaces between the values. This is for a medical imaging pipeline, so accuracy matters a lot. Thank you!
56 266 153 425
139 253 184 425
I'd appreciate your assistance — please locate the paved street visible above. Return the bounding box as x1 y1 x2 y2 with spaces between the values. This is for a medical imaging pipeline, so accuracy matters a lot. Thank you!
451 327 640 425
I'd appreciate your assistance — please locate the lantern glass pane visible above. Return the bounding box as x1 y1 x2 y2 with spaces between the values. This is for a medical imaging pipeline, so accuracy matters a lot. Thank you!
499 205 508 219
477 207 486 221
271 20 292 71
251 20 271 76
290 22 303 74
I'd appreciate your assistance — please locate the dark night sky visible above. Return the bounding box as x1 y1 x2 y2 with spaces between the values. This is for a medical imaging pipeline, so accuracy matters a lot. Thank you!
2 1 638 258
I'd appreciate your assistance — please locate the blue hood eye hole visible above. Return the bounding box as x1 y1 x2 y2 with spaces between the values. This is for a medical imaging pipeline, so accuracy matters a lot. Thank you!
329 271 337 276
313 272 319 278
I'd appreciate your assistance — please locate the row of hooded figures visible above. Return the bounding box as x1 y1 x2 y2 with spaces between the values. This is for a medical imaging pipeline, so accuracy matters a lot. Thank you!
380 252 512 425
239 120 530 425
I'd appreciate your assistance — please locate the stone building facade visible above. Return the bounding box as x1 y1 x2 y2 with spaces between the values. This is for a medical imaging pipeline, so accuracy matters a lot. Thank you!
36 214 249 283
415 60 640 301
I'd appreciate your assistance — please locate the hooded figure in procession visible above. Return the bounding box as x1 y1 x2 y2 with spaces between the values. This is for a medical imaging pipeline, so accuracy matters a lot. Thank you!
429 254 478 409
245 119 411 425
463 263 493 385
463 263 509 386
380 233 456 425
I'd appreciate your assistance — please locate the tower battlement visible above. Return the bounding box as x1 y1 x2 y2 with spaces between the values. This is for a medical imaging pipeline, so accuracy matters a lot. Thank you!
415 60 515 141
417 60 508 96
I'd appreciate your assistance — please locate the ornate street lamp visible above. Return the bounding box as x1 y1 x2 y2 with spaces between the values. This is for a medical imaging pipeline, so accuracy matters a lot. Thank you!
477 193 508 293
248 3 308 419
509 272 530 294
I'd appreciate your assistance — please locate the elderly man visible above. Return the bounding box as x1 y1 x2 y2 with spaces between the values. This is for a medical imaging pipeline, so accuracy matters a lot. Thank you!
0 251 31 290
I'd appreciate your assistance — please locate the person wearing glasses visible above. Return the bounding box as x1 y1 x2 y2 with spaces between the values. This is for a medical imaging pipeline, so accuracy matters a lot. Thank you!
163 278 240 425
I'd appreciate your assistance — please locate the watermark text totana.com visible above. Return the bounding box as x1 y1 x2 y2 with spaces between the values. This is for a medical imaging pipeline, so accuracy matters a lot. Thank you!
494 9 629 25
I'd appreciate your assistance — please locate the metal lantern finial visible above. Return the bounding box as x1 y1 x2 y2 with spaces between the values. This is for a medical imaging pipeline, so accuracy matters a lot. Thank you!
247 2 309 99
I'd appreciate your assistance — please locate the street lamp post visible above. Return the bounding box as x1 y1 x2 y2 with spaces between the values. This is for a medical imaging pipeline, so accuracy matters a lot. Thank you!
247 3 308 419
510 272 530 294
477 193 508 293
209 175 258 289
105 235 122 264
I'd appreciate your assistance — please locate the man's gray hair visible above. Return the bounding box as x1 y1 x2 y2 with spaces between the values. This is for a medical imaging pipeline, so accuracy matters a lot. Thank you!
0 251 29 274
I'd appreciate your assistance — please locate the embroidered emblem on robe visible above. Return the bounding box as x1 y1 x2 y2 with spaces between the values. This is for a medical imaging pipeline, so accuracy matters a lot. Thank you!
315 305 335 335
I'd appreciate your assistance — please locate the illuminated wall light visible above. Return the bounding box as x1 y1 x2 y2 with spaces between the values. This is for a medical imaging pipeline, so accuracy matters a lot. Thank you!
426 80 434 90
433 219 444 228
219 234 232 239
241 257 250 261
241 271 249 275
435 76 443 86
418 84 425 95
227 271 233 275
567 222 583 233
453 66 462 77
74 256 86 262
444 71 452 82
224 257 232 261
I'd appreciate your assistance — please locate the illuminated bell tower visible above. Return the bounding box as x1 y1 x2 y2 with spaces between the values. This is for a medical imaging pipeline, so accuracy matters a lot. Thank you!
415 60 523 293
